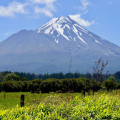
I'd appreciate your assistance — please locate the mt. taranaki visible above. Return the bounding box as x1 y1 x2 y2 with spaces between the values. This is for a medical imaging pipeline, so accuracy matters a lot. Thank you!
0 16 120 74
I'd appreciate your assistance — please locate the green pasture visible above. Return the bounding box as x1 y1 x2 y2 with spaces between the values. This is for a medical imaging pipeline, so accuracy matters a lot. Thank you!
0 91 82 109
0 90 119 109
0 92 51 109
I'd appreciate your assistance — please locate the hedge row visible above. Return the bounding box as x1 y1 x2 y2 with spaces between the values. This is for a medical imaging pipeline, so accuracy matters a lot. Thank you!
0 78 101 93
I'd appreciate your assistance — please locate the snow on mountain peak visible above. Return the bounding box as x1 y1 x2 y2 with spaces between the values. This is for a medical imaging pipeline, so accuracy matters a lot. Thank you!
37 18 58 33
37 16 72 42
36 16 101 45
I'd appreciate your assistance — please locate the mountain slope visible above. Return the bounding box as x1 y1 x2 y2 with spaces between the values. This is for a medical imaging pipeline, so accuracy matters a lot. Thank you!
0 16 120 74
36 16 120 56
0 29 67 54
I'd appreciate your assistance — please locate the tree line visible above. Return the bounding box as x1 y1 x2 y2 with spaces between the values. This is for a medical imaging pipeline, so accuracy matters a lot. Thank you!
0 74 119 93
1 70 120 82
0 58 120 93
0 70 117 82
0 78 102 93
0 71 88 81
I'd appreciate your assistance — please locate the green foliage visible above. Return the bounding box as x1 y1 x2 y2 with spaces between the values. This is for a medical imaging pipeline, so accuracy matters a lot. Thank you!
18 81 28 92
104 80 117 91
107 76 117 82
0 93 120 119
0 73 3 82
0 83 2 92
117 83 120 89
3 73 20 81
91 80 101 91
21 77 27 81
74 78 85 92
28 79 42 93
2 80 14 92
40 79 62 93
0 77 102 93
1 81 29 92
83 78 91 91
0 70 118 82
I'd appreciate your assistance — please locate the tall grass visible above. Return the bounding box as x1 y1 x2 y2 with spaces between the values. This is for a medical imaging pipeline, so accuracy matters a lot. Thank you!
0 90 120 119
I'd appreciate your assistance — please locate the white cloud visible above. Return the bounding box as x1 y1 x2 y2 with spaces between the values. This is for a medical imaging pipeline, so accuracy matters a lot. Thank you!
69 13 95 27
0 1 28 17
30 0 56 5
0 0 57 18
79 0 90 10
4 32 10 35
30 0 57 17
34 7 53 17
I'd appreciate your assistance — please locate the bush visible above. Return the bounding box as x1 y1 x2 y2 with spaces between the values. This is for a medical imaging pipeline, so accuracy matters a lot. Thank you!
2 80 14 92
107 76 117 83
3 73 20 81
91 80 101 91
83 78 92 91
18 81 28 92
75 78 85 92
104 80 117 91
40 79 61 93
117 83 120 89
0 83 2 92
28 79 42 93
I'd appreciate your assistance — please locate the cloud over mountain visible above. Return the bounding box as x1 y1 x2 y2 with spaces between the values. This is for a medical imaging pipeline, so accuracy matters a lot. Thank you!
79 0 90 10
0 1 28 17
69 13 95 27
0 0 57 18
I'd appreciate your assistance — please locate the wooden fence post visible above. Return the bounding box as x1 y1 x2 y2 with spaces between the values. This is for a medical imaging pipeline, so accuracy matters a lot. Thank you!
20 94 25 107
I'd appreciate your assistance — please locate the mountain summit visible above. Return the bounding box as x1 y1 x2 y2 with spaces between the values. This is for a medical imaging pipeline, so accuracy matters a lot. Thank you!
0 16 120 73
36 16 120 56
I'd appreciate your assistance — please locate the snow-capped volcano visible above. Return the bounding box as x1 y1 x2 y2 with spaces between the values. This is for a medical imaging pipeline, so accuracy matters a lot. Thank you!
37 16 90 43
35 16 120 56
37 16 87 44
0 16 120 74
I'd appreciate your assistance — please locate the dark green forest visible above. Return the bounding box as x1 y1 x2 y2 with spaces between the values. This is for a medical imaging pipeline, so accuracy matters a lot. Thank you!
0 70 114 82
0 71 86 81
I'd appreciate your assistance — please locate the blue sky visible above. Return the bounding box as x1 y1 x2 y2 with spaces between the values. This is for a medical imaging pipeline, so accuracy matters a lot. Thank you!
0 0 120 46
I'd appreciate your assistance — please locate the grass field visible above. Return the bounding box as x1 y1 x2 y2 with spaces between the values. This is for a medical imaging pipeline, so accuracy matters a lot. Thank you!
0 90 120 119
0 91 84 109
0 92 49 109
0 90 119 109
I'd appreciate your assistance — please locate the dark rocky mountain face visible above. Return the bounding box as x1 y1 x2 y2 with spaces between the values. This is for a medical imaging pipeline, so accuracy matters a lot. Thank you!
0 16 120 74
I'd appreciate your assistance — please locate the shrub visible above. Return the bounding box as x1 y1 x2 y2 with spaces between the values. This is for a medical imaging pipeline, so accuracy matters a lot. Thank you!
104 80 117 91
91 80 101 91
0 83 2 92
28 79 42 93
2 80 14 92
3 73 20 81
107 76 117 83
75 78 86 92
117 83 120 89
